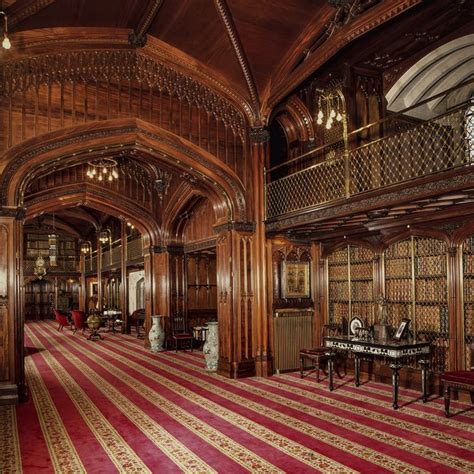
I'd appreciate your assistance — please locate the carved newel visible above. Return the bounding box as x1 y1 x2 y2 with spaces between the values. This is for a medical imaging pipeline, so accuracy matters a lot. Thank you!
149 315 165 352
203 321 219 371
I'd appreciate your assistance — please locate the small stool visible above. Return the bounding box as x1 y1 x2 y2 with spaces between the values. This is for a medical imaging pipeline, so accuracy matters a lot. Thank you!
300 348 332 382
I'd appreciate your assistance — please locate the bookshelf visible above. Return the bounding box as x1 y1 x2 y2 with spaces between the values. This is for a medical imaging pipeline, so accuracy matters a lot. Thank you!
384 237 449 372
462 237 474 370
327 245 374 334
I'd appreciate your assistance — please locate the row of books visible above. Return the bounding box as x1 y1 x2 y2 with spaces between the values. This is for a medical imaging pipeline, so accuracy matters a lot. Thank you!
415 255 446 275
415 279 447 301
385 258 411 276
416 305 449 333
350 281 374 301
386 279 412 301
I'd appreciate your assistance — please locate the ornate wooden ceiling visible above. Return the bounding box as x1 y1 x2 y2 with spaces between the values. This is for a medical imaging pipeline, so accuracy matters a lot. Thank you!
0 0 431 123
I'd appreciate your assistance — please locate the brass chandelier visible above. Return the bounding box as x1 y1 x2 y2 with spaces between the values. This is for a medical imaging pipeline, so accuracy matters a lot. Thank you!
86 158 119 182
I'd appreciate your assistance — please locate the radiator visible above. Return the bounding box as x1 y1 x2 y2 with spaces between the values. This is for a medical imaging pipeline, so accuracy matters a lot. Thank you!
273 309 314 373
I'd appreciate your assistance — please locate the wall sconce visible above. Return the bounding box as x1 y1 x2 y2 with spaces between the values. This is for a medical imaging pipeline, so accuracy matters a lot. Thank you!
80 241 92 255
0 12 11 50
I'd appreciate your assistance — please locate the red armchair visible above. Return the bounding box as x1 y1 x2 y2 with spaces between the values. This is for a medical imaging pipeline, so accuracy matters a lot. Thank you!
53 309 69 331
71 310 86 335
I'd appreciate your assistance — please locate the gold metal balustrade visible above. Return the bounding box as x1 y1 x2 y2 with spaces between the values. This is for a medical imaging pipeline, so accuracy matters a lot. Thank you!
266 85 473 219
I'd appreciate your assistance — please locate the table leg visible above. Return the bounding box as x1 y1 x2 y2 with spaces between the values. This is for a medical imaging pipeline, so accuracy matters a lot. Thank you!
300 356 304 379
443 382 450 417
390 363 402 410
327 353 334 391
354 355 360 387
419 359 429 403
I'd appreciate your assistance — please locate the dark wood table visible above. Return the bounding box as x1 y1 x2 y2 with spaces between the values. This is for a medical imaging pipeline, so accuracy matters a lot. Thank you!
324 336 431 409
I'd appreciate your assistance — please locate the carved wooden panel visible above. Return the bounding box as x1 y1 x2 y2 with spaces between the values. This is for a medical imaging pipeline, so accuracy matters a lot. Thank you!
183 200 216 243
0 224 9 381
0 50 248 186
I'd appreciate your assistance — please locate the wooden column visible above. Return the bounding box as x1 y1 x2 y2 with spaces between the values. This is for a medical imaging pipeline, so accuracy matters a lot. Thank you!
79 253 86 312
0 209 25 404
120 221 129 333
312 242 323 346
143 245 170 348
250 126 272 376
96 233 102 311
215 223 256 378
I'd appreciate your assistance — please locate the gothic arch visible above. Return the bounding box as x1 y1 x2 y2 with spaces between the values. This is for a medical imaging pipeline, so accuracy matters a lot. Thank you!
0 118 248 225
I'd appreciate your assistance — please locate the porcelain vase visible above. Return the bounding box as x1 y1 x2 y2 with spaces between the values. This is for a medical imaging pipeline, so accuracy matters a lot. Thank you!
203 321 218 371
149 315 165 352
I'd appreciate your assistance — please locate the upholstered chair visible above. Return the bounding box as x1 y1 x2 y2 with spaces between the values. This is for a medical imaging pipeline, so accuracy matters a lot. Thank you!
53 309 69 331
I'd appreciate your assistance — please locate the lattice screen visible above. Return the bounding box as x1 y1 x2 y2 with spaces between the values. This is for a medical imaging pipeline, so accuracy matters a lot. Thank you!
414 237 449 372
384 239 413 329
384 237 449 372
327 247 349 328
462 237 474 369
327 245 374 332
349 246 375 326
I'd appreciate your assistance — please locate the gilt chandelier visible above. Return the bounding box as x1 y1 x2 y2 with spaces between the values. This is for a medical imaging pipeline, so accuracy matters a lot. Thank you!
86 158 119 182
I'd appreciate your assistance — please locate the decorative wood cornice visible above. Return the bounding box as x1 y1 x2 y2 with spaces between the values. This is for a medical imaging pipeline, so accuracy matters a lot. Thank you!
266 0 422 113
213 0 260 122
0 48 246 139
184 238 217 253
266 169 474 232
213 221 256 234
0 206 25 219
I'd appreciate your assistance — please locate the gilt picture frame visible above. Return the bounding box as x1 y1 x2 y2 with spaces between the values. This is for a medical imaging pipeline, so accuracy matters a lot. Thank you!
282 261 310 298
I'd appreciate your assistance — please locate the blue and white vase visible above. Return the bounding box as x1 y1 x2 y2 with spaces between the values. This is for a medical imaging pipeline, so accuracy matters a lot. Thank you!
149 315 165 352
203 321 218 371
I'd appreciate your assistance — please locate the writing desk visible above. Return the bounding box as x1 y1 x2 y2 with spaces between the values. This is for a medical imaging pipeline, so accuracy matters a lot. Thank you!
324 336 431 409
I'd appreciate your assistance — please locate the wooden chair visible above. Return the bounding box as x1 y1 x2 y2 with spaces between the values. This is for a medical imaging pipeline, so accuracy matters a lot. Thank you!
171 313 193 352
441 344 474 417
130 309 145 338
53 309 69 331
300 323 342 382
71 310 86 335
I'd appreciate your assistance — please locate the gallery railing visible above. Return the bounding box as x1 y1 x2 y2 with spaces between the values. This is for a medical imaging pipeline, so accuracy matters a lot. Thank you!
265 81 474 219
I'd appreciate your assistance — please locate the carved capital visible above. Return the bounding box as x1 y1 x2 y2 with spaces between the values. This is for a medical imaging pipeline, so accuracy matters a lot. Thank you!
149 245 167 254
249 127 270 144
128 31 147 48
0 295 7 308
448 247 457 258
213 221 256 235
0 206 26 220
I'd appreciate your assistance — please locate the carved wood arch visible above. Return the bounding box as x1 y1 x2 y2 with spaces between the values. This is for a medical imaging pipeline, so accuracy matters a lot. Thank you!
0 118 248 224
322 237 378 259
381 227 451 251
24 189 161 247
271 94 315 145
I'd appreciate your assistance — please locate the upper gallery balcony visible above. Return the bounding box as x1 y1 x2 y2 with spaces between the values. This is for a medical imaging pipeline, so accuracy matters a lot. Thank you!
265 81 474 225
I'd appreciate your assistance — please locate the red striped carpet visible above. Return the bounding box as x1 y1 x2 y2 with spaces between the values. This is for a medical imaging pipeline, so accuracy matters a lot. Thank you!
1 321 473 473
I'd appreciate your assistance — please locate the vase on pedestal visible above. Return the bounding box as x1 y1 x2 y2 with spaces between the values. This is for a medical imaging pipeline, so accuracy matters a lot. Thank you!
149 315 165 352
203 321 218 371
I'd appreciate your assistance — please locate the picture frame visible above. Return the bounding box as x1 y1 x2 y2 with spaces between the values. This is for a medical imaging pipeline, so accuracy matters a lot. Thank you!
393 318 411 341
282 261 310 298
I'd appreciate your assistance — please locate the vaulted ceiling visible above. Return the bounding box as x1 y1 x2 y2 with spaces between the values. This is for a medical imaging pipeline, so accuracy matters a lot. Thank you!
2 0 451 122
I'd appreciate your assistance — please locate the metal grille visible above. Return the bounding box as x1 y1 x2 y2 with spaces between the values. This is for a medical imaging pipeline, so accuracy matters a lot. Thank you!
273 310 313 373
462 237 474 369
266 102 471 219
350 246 375 327
266 157 345 218
327 247 349 329
351 109 467 194
414 237 449 372
127 238 143 260
385 239 413 330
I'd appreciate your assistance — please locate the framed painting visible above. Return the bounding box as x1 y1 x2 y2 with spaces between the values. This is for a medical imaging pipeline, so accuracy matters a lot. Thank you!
282 261 310 298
